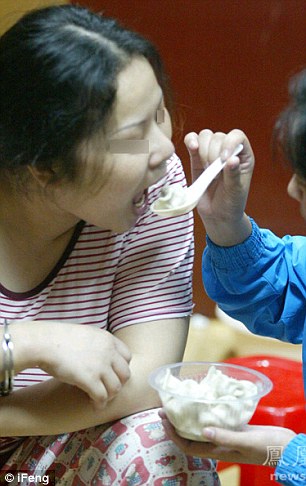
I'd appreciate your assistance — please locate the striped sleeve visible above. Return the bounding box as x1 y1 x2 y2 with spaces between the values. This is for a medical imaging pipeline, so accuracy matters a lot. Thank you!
108 154 194 331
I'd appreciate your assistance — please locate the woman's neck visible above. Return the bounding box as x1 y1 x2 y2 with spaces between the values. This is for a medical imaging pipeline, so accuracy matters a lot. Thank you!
0 175 79 244
0 177 80 292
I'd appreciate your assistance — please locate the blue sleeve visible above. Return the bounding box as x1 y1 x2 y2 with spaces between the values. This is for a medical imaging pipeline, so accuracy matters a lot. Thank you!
202 218 305 344
274 434 306 485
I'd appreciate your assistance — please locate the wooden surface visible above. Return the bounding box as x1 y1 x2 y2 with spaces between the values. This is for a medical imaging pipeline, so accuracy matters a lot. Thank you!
184 317 302 363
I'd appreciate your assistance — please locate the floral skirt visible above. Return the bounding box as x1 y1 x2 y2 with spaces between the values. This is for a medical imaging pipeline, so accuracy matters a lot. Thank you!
0 408 220 485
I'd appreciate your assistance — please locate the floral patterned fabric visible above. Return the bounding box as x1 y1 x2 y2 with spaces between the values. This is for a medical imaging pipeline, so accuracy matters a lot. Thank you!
1 409 220 485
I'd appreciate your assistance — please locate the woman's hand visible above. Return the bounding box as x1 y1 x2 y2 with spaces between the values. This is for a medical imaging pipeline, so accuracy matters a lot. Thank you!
0 319 188 437
41 323 131 405
14 321 131 406
159 410 296 465
184 129 255 246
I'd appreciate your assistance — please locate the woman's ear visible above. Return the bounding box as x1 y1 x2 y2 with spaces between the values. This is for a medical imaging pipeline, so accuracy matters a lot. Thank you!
27 165 56 188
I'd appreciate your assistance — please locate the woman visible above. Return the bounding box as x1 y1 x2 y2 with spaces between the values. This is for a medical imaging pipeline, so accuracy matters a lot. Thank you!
161 69 306 485
0 4 220 484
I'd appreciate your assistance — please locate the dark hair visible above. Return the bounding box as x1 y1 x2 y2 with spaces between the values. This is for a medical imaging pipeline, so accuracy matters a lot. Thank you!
0 4 171 182
273 68 306 179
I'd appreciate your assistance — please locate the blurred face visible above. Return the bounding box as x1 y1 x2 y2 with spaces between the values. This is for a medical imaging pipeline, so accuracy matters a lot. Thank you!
287 173 306 221
53 57 174 233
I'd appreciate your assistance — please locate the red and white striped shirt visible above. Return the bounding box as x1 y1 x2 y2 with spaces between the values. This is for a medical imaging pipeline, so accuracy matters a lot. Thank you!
0 154 194 453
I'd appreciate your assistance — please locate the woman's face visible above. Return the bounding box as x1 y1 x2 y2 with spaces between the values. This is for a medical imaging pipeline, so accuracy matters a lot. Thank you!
287 173 306 221
52 57 174 233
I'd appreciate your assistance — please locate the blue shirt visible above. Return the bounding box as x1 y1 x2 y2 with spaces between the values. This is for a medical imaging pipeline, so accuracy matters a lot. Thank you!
202 218 306 485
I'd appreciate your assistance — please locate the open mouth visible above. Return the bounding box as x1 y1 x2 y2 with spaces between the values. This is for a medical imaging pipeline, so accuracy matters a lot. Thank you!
133 188 148 213
134 193 146 208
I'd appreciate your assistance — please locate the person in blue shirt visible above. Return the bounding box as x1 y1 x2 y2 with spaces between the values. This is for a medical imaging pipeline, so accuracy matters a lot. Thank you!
160 68 306 485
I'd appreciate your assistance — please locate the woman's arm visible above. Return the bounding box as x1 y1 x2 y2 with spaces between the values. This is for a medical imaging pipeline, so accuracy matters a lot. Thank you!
0 318 189 436
0 320 131 403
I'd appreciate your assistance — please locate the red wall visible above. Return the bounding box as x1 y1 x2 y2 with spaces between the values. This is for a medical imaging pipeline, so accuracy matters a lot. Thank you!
75 0 306 316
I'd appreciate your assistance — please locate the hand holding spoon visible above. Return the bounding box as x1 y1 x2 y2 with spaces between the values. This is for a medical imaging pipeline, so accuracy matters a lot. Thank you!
151 144 243 217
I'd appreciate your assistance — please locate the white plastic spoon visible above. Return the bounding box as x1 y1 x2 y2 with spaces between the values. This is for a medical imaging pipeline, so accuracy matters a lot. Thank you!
151 144 243 217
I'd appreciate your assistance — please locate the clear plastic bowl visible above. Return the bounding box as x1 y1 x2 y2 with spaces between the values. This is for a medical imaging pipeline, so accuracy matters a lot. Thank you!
149 361 273 441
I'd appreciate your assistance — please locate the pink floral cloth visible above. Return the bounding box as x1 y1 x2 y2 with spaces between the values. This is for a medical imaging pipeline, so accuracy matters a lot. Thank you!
1 409 220 485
